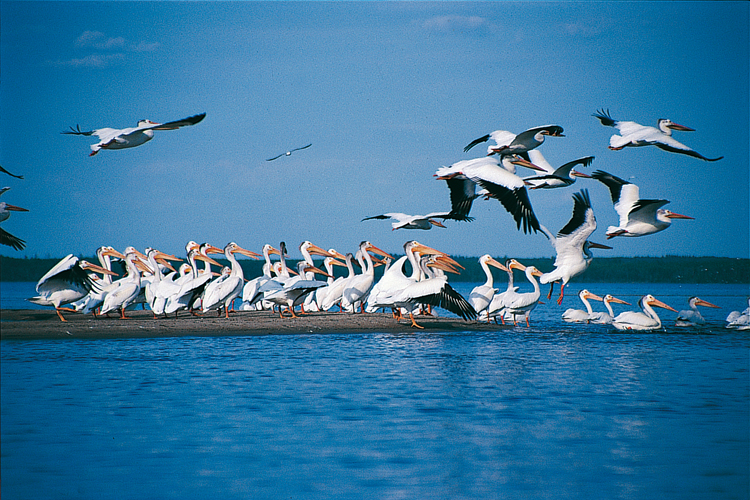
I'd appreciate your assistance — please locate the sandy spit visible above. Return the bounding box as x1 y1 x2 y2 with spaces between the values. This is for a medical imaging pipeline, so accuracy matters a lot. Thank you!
0 309 510 340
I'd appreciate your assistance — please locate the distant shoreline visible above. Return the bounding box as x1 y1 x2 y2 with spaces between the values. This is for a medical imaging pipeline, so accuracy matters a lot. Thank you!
2 255 749 284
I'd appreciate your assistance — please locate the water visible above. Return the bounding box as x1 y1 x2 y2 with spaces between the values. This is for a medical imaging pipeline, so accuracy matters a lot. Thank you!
2 282 749 499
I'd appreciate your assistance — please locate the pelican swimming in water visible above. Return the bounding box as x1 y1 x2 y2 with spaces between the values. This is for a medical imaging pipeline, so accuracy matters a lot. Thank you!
726 299 750 330
675 296 720 327
63 112 206 156
612 295 677 331
562 290 604 323
588 294 631 325
592 109 722 161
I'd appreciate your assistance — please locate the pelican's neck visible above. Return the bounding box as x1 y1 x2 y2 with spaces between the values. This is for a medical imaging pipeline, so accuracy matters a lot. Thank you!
604 299 615 317
581 296 594 315
525 268 540 294
480 260 494 288
641 299 662 328
225 248 243 280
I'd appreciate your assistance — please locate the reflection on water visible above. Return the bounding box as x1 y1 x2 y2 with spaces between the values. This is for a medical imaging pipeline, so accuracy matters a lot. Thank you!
1 282 749 499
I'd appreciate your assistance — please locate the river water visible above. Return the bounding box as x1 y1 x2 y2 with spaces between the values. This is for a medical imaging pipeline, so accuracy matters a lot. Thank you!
1 282 748 499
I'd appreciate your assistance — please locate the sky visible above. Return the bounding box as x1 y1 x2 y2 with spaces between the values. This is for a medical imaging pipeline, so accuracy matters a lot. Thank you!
1 1 748 264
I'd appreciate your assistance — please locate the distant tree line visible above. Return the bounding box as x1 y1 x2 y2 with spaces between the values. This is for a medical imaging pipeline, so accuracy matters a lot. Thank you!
2 255 748 284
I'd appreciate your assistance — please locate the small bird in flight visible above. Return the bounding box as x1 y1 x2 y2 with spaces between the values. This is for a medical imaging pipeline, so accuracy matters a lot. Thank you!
266 143 312 161
0 166 24 179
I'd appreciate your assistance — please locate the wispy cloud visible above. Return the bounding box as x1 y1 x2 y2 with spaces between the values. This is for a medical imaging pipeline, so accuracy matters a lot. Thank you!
51 30 160 68
422 15 490 33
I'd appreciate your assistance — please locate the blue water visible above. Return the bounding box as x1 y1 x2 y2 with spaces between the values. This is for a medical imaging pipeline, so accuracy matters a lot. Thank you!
2 281 749 499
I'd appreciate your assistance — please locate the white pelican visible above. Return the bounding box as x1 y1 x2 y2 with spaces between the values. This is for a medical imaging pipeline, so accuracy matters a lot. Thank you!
483 258 523 323
71 246 125 315
266 143 312 161
562 290 604 323
164 248 222 316
468 254 508 322
500 264 544 327
539 189 611 304
29 255 116 322
464 124 564 157
99 250 154 319
143 248 184 317
0 200 29 250
612 295 677 331
240 244 281 311
591 170 693 238
341 241 393 313
593 109 722 162
201 242 261 317
299 240 335 312
306 255 348 312
259 242 328 318
726 299 750 330
522 150 593 190
435 155 546 233
361 211 471 230
675 296 721 327
63 112 206 156
320 250 356 312
588 294 631 325
367 241 475 328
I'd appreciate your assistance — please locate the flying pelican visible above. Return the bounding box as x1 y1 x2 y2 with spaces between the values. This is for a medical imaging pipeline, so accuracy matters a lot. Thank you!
588 294 631 325
29 255 116 322
266 143 312 161
100 250 153 319
341 241 393 313
468 254 508 322
434 155 546 233
463 124 564 157
675 296 721 327
592 109 722 161
0 200 29 250
539 189 611 304
522 150 593 190
63 112 206 156
0 166 23 179
499 264 544 327
361 211 471 230
562 290 604 323
612 294 677 331
201 242 261 317
726 299 750 330
591 170 693 239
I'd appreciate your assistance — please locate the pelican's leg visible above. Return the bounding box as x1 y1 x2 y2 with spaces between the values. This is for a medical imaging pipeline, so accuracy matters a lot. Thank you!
408 313 424 329
547 281 555 300
120 308 129 320
55 308 69 322
557 283 566 305
288 306 300 319
525 313 530 327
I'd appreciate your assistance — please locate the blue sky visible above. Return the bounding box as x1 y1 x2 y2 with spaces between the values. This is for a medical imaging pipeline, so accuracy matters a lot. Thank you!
1 1 748 263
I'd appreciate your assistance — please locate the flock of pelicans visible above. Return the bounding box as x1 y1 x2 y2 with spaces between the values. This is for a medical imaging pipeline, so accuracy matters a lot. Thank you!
3 108 748 330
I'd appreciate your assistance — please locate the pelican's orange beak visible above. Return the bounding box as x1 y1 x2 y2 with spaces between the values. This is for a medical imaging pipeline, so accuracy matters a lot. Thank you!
664 211 694 220
4 204 29 212
695 298 720 309
667 122 695 132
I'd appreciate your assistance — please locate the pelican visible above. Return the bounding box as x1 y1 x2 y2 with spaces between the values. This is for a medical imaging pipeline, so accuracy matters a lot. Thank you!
71 246 125 314
593 109 722 161
591 170 693 238
63 112 206 156
612 295 677 331
482 258 523 323
588 295 631 325
468 254 508 322
434 155 546 233
143 248 184 317
562 290 604 323
0 200 29 250
539 189 611 304
29 255 116 322
100 250 153 319
361 211 471 230
306 255 348 312
240 244 281 311
726 299 750 330
200 243 261 317
164 247 222 316
522 150 593 190
266 143 312 161
675 296 721 327
499 264 544 327
463 124 564 157
341 241 393 313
